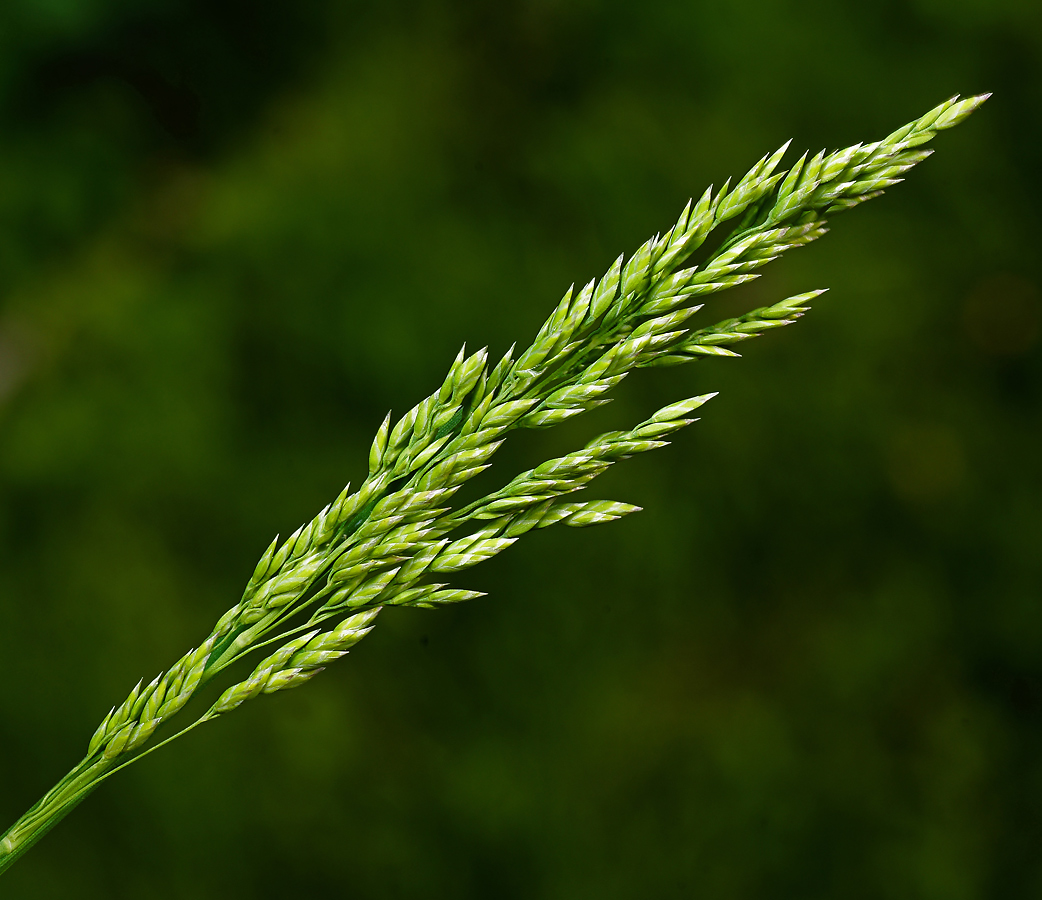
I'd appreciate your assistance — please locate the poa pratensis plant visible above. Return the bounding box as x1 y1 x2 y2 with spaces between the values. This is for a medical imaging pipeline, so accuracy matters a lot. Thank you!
0 94 988 876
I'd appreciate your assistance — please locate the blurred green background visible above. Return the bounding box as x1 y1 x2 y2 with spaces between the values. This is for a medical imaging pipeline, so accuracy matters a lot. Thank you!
0 1 1039 897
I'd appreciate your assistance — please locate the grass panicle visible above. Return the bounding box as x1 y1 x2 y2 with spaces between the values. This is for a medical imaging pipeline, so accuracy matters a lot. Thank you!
0 93 988 877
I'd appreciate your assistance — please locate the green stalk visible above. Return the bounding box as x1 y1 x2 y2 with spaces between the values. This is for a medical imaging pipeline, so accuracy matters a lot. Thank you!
0 759 111 875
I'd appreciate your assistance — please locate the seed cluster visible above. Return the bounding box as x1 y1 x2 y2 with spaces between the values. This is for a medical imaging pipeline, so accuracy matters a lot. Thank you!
83 91 989 757
88 91 990 755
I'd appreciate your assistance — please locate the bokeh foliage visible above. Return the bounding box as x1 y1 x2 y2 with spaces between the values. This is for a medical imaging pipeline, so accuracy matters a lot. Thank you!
0 1 1039 897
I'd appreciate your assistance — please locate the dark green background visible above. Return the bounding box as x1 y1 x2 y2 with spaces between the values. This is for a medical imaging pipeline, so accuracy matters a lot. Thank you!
0 1 1038 897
